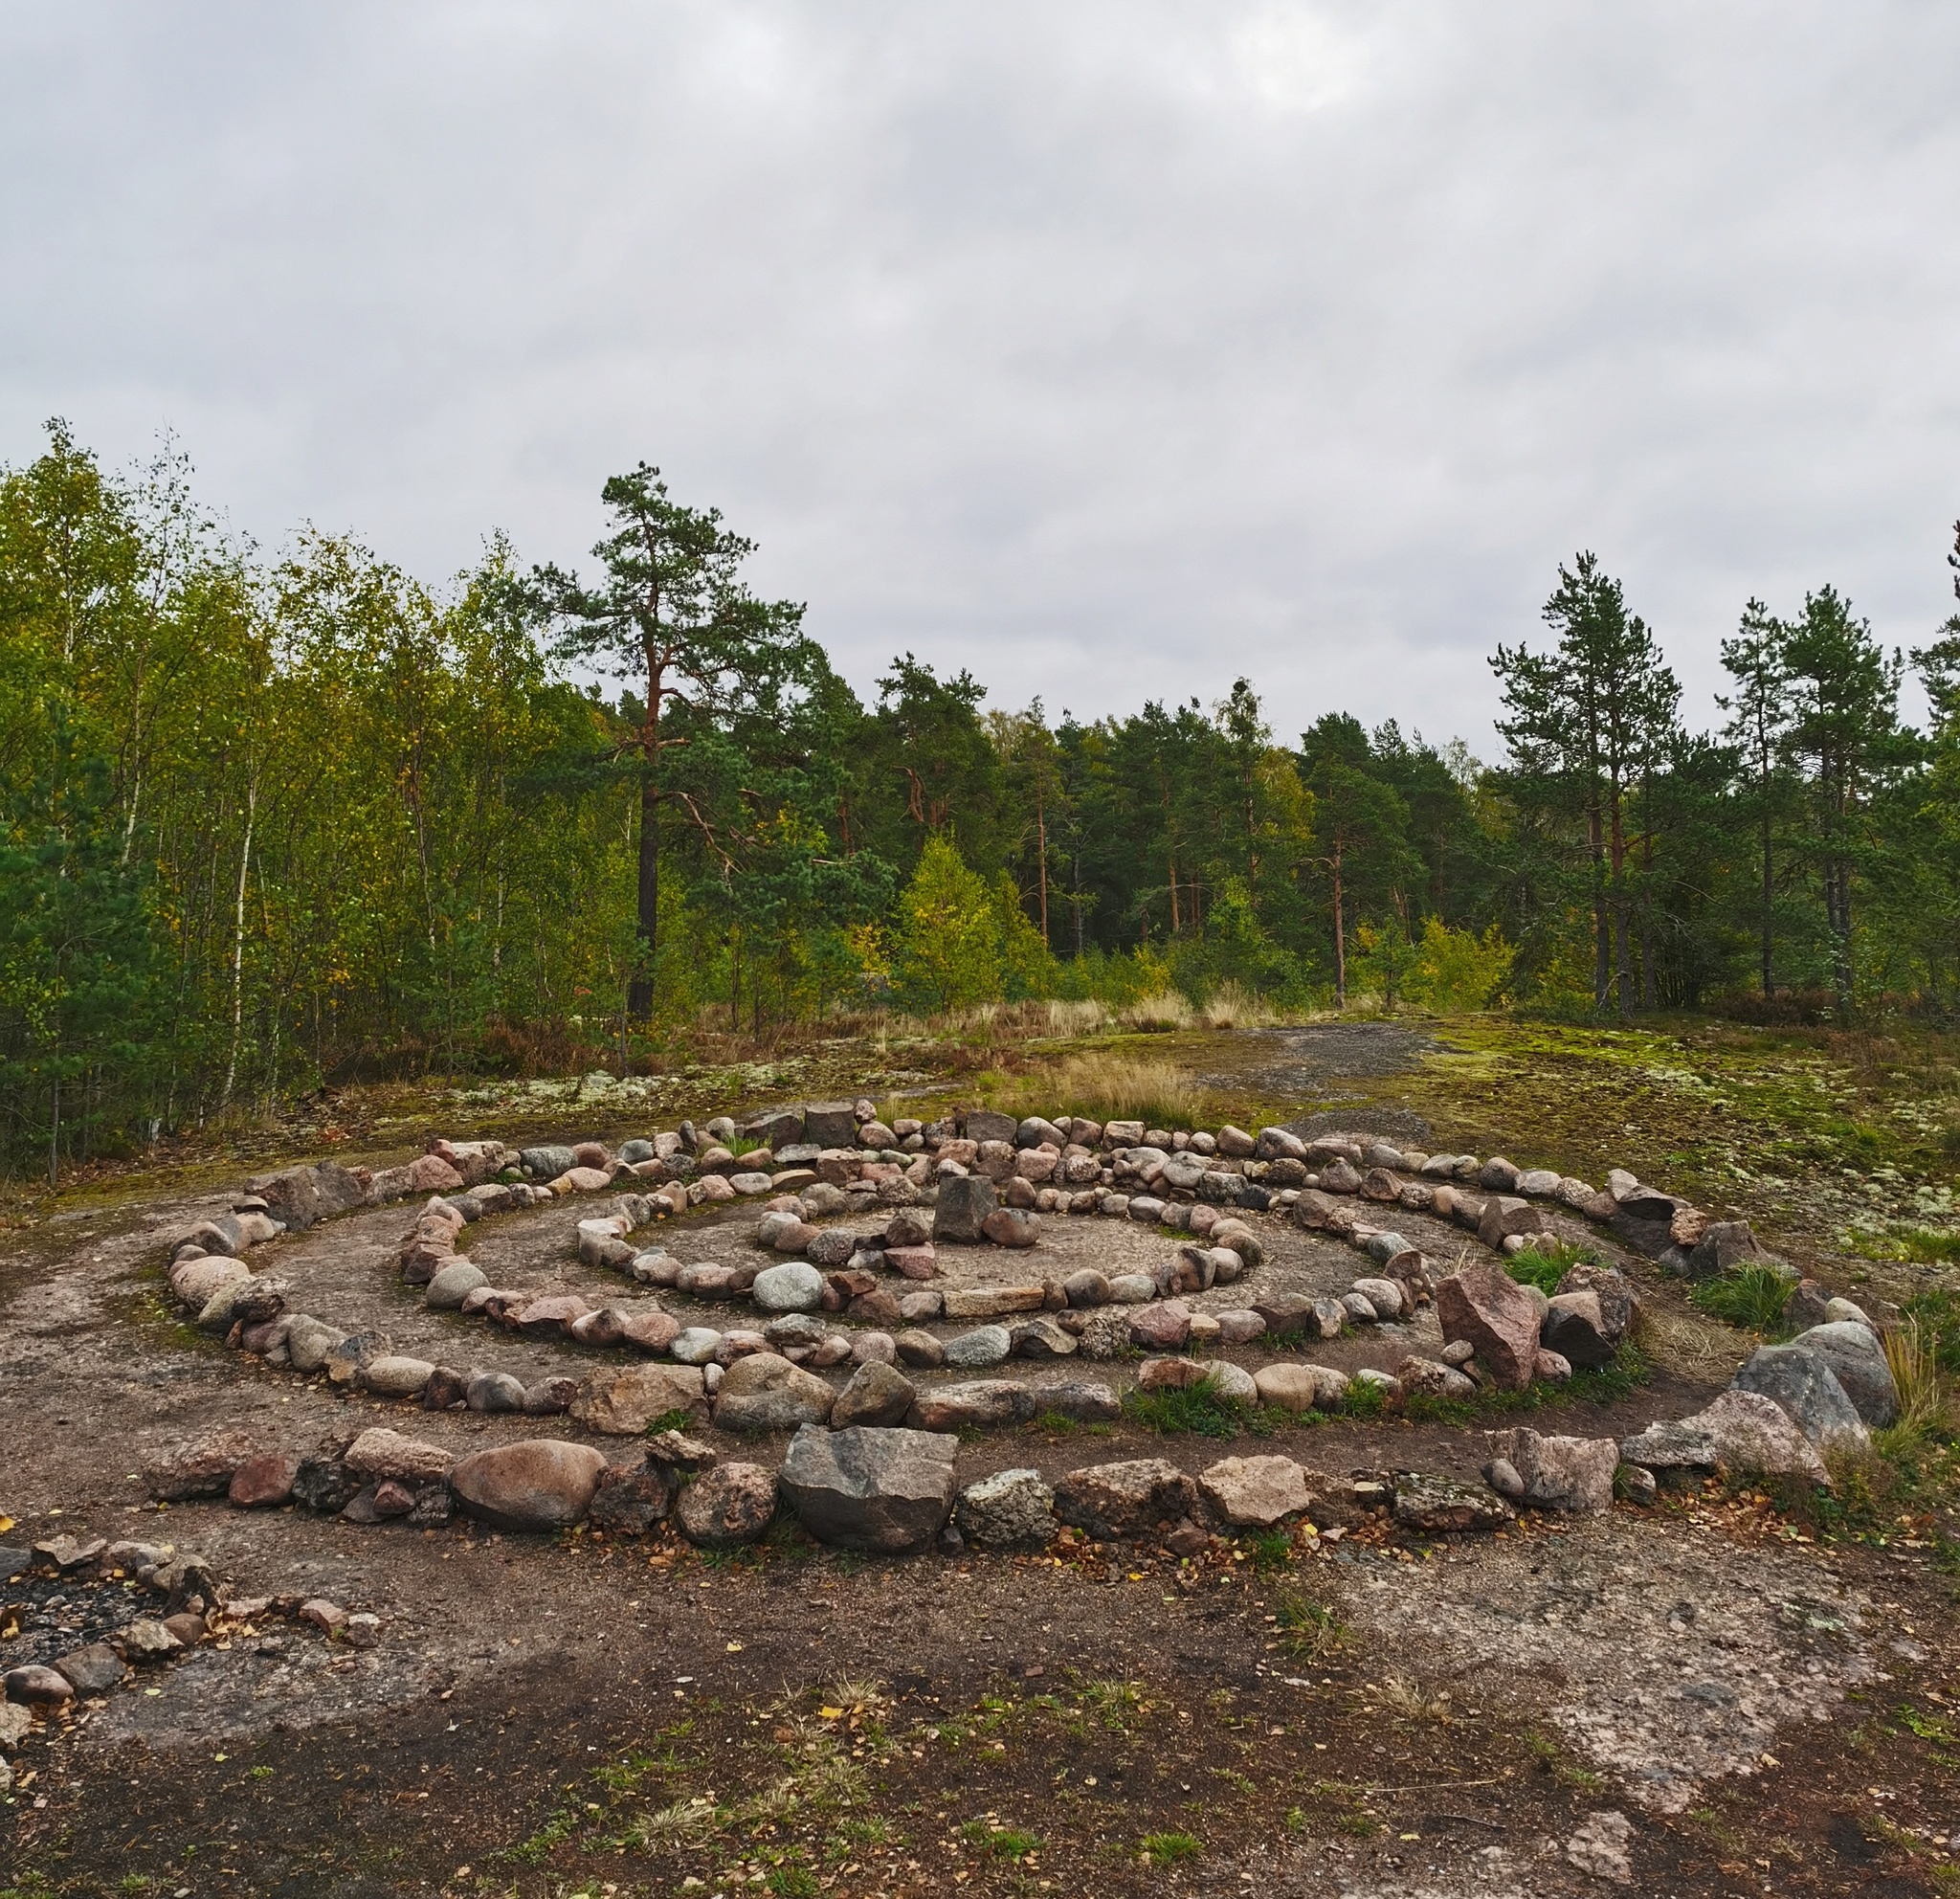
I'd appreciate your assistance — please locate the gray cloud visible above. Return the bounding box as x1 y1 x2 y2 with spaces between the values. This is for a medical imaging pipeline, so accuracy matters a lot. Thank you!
4 1 1957 750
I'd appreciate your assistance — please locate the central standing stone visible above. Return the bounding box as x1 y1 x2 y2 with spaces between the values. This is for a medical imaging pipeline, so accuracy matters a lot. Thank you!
933 1173 997 1242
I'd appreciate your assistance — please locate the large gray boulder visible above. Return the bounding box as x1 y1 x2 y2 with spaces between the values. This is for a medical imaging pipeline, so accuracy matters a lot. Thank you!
1788 1320 1898 1426
1541 1290 1615 1370
906 1379 1036 1431
1392 1471 1515 1532
1619 1390 1828 1486
933 1173 998 1243
245 1160 368 1230
802 1101 860 1147
569 1364 709 1436
1553 1262 1638 1344
1685 1220 1771 1278
751 1262 825 1313
1197 1455 1313 1528
1029 1379 1122 1421
1732 1345 1870 1450
779 1424 959 1552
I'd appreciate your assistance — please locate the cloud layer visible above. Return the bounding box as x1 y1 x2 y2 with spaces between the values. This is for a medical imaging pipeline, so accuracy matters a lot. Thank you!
5 2 1958 749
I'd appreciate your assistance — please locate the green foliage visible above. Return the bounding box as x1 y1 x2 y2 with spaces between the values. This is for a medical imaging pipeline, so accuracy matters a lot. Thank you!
1341 1374 1390 1419
1274 1589 1347 1661
961 1821 1040 1861
1123 1372 1249 1439
1505 1237 1603 1295
896 834 1002 1012
1140 1831 1201 1864
1404 917 1515 1011
12 431 1960 1170
1690 1263 1796 1332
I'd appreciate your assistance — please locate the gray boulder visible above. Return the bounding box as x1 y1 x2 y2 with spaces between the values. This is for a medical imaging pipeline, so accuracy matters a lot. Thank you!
1541 1290 1615 1370
831 1359 917 1429
1685 1219 1771 1277
779 1424 959 1552
751 1262 825 1313
424 1262 487 1309
1619 1390 1828 1485
1733 1345 1871 1450
1029 1379 1122 1421
1553 1262 1638 1344
1391 1471 1515 1532
907 1379 1036 1431
1197 1454 1313 1528
1486 1427 1617 1512
244 1160 368 1230
1789 1320 1898 1426
466 1371 527 1412
933 1173 998 1242
712 1353 836 1433
943 1325 1012 1369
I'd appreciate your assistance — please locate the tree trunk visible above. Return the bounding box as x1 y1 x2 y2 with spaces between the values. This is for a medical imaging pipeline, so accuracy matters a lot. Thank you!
221 773 256 1108
1332 844 1347 1010
1610 780 1630 1017
1588 803 1608 1009
630 765 658 1018
1760 786 1774 996
1826 753 1854 1016
1035 789 1048 947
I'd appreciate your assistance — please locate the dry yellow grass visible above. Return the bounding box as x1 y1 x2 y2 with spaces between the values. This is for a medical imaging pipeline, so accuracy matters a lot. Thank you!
1120 991 1194 1033
1882 1318 1946 1438
1196 981 1283 1030
991 1050 1208 1129
1636 1300 1751 1381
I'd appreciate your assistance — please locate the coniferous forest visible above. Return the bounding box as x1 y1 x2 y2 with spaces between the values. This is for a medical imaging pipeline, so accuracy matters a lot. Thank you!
5 421 1959 1176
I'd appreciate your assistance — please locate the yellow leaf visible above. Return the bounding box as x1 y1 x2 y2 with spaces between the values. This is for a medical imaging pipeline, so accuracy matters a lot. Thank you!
819 1706 845 1719
724 1641 743 1653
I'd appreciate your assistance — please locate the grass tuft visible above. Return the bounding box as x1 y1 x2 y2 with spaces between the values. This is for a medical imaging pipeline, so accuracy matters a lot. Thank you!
1690 1262 1794 1333
1140 1830 1201 1865
1275 1588 1348 1663
1881 1319 1947 1446
1120 992 1194 1033
962 1821 1041 1861
1124 1372 1249 1439
1504 1238 1604 1296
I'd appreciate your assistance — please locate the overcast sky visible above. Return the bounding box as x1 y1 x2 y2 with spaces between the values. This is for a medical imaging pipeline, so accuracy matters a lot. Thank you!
4 3 1957 754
